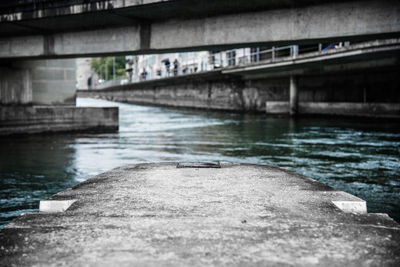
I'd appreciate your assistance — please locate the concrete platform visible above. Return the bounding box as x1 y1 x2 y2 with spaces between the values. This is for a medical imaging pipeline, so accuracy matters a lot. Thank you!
0 106 118 135
0 162 399 266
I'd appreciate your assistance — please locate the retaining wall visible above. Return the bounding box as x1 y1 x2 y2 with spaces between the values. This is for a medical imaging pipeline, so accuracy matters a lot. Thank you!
0 106 118 135
77 68 400 118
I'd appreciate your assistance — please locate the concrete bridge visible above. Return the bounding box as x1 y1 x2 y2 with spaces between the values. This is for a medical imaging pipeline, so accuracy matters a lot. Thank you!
0 0 399 59
0 0 400 134
78 38 400 119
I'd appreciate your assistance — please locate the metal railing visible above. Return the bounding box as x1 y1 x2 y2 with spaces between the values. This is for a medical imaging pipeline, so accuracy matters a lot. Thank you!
0 0 110 15
138 45 302 81
229 45 299 67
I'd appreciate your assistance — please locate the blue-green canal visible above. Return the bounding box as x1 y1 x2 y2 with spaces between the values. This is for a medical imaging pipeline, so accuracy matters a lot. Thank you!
1 98 399 228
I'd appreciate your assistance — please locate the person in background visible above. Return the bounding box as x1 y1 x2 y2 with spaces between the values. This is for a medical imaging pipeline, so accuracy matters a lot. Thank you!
173 59 179 76
87 77 92 89
165 59 171 76
140 68 148 81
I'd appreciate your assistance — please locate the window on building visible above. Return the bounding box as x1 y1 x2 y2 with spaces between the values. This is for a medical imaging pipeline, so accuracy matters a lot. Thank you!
252 46 284 62
226 50 236 66
210 51 222 68
250 47 260 62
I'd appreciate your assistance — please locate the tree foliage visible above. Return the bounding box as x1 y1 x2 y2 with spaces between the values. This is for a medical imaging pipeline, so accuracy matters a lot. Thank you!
90 56 126 80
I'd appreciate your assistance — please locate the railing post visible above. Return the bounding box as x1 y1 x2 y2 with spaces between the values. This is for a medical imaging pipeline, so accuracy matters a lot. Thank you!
292 45 299 59
272 46 275 61
318 43 322 52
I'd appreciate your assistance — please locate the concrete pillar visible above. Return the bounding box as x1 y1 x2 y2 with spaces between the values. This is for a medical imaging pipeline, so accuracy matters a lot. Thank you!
12 59 76 105
76 58 92 90
289 75 298 116
0 67 32 105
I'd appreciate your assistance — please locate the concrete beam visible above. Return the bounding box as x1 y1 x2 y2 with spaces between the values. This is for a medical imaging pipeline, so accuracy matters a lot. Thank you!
151 1 400 51
223 38 400 79
0 0 399 59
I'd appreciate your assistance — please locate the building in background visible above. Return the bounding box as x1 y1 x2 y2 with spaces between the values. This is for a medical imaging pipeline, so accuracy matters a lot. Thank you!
78 43 344 87
124 47 283 82
126 51 210 82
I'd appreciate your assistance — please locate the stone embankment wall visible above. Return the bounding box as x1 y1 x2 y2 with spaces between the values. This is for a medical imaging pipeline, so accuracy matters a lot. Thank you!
78 75 288 112
78 68 400 118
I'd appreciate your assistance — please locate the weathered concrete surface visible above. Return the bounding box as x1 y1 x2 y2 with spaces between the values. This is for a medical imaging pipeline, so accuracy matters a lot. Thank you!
223 38 400 79
1 59 76 105
76 39 400 117
0 0 399 59
266 101 400 118
13 59 77 105
0 66 31 104
0 106 118 135
0 0 348 22
77 65 400 118
0 162 399 266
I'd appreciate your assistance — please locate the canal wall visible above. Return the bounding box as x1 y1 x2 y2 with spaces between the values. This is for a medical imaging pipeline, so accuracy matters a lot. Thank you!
77 67 400 118
0 106 118 135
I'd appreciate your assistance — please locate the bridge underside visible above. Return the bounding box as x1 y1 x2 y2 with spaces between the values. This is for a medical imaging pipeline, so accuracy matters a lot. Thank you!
0 0 399 59
0 0 399 135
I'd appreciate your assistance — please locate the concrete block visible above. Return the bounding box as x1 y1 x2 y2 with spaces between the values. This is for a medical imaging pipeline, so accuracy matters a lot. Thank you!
39 200 77 212
0 106 118 135
332 201 367 214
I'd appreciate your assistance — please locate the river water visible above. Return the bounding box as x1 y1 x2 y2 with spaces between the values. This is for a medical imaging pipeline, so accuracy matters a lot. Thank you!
1 98 399 228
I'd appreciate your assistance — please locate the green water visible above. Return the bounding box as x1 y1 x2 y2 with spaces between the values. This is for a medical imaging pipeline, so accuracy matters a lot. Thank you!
1 98 399 228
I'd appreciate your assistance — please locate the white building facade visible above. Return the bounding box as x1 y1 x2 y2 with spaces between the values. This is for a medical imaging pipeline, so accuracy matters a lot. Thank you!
125 48 257 82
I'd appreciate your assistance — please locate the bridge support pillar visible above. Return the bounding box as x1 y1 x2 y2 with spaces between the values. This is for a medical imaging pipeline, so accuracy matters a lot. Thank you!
0 60 120 135
0 66 32 105
289 75 298 116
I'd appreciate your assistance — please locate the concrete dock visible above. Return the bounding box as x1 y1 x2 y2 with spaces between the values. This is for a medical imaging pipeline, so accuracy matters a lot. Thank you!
0 106 118 136
0 162 399 266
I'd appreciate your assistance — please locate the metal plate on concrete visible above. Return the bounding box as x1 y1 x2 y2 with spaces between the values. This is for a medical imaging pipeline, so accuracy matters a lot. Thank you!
177 161 221 168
